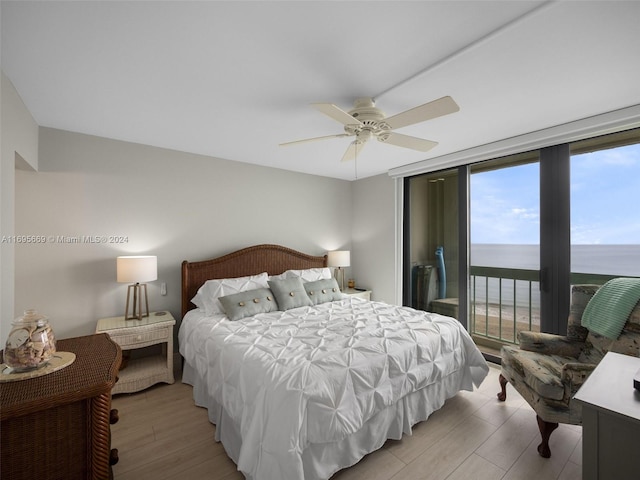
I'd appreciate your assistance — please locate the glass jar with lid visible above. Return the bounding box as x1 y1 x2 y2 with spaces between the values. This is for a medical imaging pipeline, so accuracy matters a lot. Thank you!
4 309 56 372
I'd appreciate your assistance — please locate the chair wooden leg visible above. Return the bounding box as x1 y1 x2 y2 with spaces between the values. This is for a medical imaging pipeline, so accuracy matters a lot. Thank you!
536 415 558 458
497 374 508 401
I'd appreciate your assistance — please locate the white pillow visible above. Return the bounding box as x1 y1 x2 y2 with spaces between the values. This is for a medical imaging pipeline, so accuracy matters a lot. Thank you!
269 268 332 282
191 272 269 315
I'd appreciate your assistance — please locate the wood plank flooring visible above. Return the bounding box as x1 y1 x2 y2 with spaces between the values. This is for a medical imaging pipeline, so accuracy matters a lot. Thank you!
111 364 582 480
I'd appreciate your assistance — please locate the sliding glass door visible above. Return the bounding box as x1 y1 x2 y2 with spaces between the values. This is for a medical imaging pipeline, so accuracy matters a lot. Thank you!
469 152 540 353
570 132 640 283
403 127 640 356
404 169 460 320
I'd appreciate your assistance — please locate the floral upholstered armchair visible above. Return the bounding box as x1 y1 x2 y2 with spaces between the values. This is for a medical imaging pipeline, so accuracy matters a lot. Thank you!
497 282 640 458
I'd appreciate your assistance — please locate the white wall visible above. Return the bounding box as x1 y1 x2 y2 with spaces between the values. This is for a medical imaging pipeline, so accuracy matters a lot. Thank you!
1 71 39 344
351 173 397 304
13 128 353 340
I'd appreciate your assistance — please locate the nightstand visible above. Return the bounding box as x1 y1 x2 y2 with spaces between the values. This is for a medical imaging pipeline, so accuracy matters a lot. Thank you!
96 311 175 394
343 288 372 301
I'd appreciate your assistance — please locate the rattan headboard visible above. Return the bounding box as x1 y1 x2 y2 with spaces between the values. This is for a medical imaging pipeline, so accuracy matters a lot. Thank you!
181 244 328 318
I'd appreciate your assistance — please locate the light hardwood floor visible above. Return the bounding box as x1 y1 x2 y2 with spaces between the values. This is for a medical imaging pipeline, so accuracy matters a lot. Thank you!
111 364 582 480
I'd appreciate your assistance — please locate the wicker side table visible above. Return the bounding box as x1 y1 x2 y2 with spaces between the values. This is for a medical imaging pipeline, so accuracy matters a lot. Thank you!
343 288 373 300
96 311 175 394
1 334 122 480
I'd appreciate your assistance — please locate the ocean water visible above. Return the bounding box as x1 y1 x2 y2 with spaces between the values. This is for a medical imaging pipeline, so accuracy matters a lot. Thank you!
469 244 640 306
471 244 640 276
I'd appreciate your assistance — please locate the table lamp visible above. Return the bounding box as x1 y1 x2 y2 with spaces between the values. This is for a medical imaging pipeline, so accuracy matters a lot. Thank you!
117 255 157 320
327 250 350 291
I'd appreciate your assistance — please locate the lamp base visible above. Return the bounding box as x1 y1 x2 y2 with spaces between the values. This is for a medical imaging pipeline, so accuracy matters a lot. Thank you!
125 283 150 320
336 267 346 291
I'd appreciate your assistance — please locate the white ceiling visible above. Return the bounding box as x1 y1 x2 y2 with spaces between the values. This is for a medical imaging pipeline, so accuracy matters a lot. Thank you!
2 1 640 180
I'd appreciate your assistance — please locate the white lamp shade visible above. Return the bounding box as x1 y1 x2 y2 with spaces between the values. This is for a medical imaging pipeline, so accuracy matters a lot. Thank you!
117 256 158 283
327 250 350 268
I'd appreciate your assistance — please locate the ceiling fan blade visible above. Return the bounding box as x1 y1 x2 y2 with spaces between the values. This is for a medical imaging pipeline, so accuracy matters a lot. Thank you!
384 96 460 130
279 133 351 147
312 103 362 126
378 132 438 152
341 140 366 162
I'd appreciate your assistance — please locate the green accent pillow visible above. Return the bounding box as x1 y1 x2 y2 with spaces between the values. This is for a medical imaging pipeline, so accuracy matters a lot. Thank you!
304 278 342 305
219 288 278 321
268 277 313 311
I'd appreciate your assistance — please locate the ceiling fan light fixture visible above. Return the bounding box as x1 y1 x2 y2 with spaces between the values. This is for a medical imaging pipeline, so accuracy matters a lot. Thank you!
358 130 373 142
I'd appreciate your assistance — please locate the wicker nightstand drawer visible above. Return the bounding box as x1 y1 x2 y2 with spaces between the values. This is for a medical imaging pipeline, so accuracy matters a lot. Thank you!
107 325 171 349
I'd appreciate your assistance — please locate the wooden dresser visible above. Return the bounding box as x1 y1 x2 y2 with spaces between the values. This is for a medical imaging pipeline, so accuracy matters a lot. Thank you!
1 334 122 480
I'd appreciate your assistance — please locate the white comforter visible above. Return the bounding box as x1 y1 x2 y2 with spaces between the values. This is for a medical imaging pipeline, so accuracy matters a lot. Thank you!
179 296 488 479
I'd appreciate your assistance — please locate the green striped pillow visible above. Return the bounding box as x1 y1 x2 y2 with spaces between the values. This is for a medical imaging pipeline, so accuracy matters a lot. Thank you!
581 278 640 340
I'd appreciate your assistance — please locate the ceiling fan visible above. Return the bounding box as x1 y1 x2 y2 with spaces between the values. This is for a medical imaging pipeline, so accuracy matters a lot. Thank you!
280 96 459 162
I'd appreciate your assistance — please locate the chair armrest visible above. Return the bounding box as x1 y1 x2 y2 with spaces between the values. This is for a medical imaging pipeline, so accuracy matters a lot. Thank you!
518 331 583 358
561 362 596 390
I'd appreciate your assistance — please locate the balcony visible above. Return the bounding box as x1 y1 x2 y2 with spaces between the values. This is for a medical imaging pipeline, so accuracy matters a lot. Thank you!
465 267 626 355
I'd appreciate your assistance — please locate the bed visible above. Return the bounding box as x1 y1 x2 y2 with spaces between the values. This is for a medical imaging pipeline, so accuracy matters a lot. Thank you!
178 244 489 480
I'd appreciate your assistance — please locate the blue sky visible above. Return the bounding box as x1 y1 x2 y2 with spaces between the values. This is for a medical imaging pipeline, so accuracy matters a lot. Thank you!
470 143 640 245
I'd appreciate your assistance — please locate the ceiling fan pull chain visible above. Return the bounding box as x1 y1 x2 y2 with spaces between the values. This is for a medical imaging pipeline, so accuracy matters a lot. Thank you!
354 142 359 180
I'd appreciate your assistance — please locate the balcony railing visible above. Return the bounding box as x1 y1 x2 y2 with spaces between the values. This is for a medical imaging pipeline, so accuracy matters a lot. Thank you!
469 267 624 348
470 266 539 346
